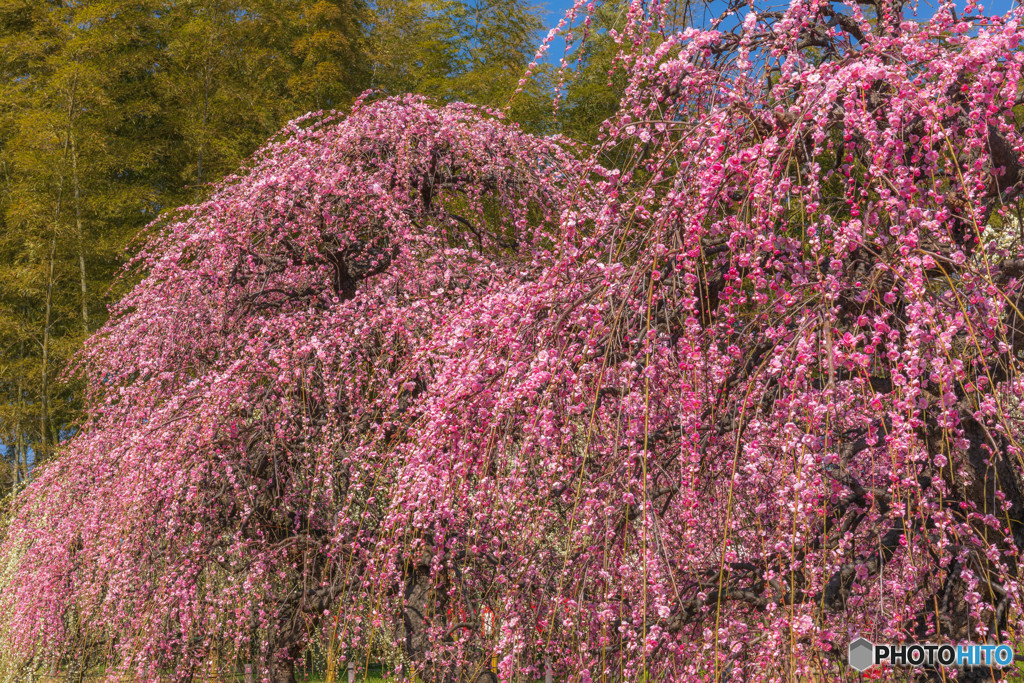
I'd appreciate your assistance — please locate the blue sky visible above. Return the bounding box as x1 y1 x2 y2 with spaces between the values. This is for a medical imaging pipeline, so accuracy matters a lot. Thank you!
537 0 586 66
537 0 1023 59
541 0 582 24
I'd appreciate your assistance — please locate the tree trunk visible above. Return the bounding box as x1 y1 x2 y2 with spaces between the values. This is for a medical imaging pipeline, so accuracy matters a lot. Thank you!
271 661 296 683
198 59 210 185
267 626 304 683
13 334 25 493
399 563 433 672
40 76 75 460
268 644 299 683
71 131 88 334
1 439 9 492
13 436 22 492
40 235 55 460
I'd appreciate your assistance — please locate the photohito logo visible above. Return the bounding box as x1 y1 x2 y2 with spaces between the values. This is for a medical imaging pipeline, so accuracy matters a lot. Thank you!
848 638 1015 672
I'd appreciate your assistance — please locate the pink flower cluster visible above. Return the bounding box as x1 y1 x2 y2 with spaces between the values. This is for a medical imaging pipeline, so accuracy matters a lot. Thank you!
5 0 1024 680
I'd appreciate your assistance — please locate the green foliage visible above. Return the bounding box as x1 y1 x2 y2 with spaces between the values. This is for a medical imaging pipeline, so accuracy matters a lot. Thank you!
155 0 367 188
556 0 694 144
556 0 630 144
368 0 553 132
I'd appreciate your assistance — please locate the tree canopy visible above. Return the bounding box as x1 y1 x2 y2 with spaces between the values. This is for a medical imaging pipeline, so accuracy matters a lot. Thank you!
7 0 1024 681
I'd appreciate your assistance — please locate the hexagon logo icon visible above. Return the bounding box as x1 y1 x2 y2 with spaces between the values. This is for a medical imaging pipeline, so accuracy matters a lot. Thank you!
848 637 875 672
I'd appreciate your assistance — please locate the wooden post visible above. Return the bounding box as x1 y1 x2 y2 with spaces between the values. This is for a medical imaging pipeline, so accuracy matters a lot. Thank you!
545 655 552 683
347 660 354 683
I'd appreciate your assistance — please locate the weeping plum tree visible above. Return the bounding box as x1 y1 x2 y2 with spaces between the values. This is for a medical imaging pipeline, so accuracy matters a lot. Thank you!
6 0 1024 680
0 96 600 682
